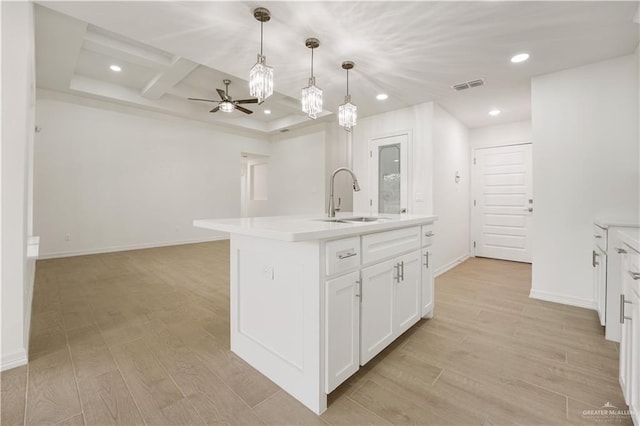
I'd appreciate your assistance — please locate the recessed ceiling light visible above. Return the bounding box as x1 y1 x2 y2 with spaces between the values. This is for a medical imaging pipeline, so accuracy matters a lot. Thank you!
264 109 271 115
488 109 501 116
376 93 388 100
110 65 122 72
510 53 529 63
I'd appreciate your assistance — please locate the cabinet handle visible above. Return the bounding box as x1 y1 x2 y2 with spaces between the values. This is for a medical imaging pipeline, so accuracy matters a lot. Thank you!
423 252 429 269
337 251 357 260
594 235 602 239
628 270 640 281
424 231 434 237
616 247 628 254
620 294 632 324
592 250 600 267
400 261 405 281
394 263 400 283
355 279 362 298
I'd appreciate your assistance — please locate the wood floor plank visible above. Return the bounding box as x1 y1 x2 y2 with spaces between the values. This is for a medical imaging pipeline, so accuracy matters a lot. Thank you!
142 328 264 425
77 370 144 425
1 365 28 426
54 413 84 426
320 396 392 425
67 324 117 381
110 338 204 425
25 349 82 426
253 390 327 426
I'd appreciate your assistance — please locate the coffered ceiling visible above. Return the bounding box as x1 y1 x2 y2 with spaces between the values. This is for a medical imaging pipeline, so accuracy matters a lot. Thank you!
34 1 639 134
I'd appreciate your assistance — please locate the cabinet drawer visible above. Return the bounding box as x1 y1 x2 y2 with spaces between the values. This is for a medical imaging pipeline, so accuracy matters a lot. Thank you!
593 224 607 251
362 226 420 265
326 237 361 276
421 223 435 247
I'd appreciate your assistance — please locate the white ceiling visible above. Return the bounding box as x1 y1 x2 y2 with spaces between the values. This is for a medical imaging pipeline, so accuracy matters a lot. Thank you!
34 1 639 134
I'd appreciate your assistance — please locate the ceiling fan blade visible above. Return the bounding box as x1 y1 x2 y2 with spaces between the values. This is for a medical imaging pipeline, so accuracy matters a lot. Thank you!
216 89 227 100
234 105 253 115
188 98 219 103
234 98 259 104
209 106 220 113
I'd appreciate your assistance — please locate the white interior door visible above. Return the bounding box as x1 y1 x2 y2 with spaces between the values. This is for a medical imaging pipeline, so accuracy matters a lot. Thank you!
369 134 409 214
472 144 533 263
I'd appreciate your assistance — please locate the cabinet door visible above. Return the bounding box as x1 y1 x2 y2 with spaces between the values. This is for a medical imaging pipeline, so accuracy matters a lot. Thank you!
620 252 634 403
593 247 606 326
325 271 360 393
629 288 639 425
421 248 434 318
394 251 421 335
360 259 395 365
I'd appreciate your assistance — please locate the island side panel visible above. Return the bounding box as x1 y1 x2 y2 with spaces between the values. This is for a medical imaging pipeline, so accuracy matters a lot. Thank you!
230 233 326 414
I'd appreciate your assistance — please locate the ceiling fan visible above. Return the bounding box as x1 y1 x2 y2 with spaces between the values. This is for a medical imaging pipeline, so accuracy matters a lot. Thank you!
188 79 258 114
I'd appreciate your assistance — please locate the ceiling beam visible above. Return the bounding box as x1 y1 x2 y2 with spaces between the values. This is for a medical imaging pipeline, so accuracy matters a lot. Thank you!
141 58 198 100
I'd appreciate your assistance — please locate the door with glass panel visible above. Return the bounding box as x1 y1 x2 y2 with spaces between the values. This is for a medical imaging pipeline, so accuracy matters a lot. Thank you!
369 134 408 214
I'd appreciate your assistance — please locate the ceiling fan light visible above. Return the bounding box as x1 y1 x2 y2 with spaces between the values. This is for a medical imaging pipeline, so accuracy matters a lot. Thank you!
338 95 357 131
219 101 235 113
249 55 273 102
302 77 323 120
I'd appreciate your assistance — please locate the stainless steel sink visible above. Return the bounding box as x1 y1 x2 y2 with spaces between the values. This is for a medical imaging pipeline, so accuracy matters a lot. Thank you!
341 216 380 222
314 218 349 223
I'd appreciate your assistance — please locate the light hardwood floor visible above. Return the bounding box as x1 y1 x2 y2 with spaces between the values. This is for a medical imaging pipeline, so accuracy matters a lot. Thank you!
1 241 631 425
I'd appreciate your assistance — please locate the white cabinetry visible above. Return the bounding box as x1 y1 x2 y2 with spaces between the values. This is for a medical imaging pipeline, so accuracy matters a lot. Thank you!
325 271 360 393
360 258 395 364
593 224 607 325
592 221 639 341
618 231 640 426
421 224 434 318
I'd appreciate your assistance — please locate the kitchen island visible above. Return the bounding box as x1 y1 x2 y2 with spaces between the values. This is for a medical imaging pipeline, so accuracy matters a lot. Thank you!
194 213 437 414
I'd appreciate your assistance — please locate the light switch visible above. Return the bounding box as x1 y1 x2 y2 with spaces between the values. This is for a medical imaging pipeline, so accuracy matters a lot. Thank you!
262 265 274 280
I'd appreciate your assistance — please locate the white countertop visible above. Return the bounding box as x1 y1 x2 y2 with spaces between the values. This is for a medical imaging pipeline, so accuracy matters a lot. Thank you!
618 229 640 253
594 219 640 229
194 213 437 242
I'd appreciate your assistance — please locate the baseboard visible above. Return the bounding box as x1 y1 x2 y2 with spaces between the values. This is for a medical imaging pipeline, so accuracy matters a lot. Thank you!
1 349 28 372
434 254 470 278
529 289 597 310
38 236 228 260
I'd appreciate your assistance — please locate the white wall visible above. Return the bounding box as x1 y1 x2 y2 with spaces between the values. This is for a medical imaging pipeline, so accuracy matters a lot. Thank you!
432 104 471 275
531 54 639 308
268 124 326 215
470 120 531 149
325 123 354 213
1 1 36 371
352 102 434 215
34 92 269 257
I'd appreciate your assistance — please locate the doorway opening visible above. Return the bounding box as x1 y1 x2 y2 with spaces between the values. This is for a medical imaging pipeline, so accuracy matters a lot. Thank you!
240 153 270 217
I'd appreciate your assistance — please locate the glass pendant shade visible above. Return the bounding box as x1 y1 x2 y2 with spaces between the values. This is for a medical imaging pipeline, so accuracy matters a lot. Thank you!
302 77 323 119
250 8 273 103
339 61 357 131
219 101 235 113
338 95 357 130
249 54 273 102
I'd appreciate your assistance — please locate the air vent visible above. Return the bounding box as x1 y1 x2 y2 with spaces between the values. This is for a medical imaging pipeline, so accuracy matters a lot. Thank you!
451 78 486 91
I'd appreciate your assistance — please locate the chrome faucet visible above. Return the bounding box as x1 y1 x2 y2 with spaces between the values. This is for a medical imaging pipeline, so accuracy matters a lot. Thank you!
328 167 361 217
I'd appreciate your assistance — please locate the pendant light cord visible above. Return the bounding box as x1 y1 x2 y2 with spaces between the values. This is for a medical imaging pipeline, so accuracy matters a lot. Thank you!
346 68 350 96
310 48 314 78
260 20 264 57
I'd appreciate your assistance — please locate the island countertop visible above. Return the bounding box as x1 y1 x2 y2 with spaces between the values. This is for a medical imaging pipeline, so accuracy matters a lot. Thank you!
193 212 437 242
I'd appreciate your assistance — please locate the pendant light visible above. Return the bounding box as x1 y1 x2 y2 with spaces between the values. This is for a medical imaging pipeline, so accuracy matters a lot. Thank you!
249 7 273 103
338 61 357 131
301 38 322 120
